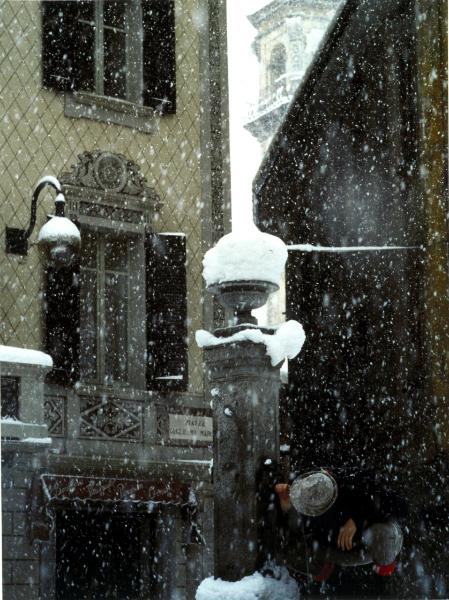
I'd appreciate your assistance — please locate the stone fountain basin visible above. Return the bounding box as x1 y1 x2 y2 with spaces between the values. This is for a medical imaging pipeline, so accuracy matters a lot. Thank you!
206 279 279 314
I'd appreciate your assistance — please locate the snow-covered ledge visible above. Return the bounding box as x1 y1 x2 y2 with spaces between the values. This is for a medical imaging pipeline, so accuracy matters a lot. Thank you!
196 320 305 367
0 345 52 443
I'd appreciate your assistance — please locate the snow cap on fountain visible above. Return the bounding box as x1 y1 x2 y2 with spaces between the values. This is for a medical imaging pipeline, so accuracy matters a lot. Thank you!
203 229 288 287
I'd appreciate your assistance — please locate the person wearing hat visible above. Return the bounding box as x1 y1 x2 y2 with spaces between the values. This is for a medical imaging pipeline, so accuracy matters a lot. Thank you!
274 468 403 581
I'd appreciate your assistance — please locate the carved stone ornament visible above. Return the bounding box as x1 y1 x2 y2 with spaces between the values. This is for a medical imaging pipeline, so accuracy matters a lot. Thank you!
79 396 143 442
44 395 66 437
60 150 159 199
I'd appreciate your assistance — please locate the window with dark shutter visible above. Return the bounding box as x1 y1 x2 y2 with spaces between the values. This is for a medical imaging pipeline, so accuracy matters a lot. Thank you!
142 0 177 113
146 233 188 391
44 263 81 385
42 1 78 91
41 0 177 115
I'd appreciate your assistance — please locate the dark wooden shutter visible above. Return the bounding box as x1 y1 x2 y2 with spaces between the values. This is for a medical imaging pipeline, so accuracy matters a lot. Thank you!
42 1 77 91
142 0 176 114
146 233 188 391
44 263 80 385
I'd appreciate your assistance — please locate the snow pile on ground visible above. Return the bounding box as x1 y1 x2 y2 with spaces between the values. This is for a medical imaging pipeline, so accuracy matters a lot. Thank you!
203 230 287 287
196 320 305 367
196 568 299 600
0 345 53 368
38 213 81 244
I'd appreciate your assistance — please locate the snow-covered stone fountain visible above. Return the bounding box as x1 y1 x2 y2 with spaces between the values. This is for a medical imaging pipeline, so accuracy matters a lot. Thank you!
195 229 305 599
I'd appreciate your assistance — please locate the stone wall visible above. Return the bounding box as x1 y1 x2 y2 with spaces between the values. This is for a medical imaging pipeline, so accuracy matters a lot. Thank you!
2 442 47 600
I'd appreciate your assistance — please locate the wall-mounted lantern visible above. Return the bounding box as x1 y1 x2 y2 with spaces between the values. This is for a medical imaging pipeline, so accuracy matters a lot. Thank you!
5 176 80 268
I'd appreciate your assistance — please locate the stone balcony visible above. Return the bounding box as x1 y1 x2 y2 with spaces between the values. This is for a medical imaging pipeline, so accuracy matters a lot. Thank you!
244 74 303 144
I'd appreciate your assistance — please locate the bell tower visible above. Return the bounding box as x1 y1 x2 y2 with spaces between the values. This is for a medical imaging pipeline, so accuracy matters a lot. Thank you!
245 0 341 152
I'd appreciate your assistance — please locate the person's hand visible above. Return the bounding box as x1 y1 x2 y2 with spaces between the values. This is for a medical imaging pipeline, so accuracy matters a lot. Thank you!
337 518 357 551
274 483 291 512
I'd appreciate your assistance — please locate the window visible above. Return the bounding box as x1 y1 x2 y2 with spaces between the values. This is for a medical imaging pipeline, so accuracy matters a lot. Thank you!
268 44 287 92
74 0 141 102
80 231 134 386
42 0 176 129
1 377 20 420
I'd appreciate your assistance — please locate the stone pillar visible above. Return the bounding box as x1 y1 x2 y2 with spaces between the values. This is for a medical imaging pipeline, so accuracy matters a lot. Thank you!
2 441 48 600
1 350 52 600
205 341 281 581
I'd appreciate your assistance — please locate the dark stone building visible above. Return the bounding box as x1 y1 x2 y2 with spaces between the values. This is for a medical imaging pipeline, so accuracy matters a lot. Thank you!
253 0 448 596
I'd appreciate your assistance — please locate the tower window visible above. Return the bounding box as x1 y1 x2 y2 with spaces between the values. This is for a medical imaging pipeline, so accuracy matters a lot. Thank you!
269 44 287 91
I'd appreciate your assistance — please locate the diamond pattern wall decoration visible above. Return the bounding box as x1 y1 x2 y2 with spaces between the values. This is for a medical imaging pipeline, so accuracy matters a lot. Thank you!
44 395 66 437
0 0 223 396
79 396 143 442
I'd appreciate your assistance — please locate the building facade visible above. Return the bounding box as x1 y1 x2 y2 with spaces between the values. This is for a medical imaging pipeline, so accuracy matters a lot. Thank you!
0 1 230 599
253 0 448 596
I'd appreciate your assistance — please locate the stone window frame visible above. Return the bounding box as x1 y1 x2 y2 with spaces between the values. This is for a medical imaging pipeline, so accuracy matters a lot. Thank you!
59 150 162 398
268 43 288 92
64 0 155 133
78 221 146 392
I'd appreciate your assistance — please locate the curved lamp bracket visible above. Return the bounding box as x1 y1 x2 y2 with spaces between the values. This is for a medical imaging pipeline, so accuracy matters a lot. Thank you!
5 177 63 256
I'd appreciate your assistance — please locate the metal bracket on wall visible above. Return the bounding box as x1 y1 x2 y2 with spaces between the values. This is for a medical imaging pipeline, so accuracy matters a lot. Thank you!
5 227 28 255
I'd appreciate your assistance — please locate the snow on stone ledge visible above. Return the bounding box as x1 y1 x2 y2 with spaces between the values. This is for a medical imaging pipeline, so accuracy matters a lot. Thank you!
203 230 288 287
37 215 81 244
196 321 305 367
196 569 299 600
0 345 53 368
21 437 52 444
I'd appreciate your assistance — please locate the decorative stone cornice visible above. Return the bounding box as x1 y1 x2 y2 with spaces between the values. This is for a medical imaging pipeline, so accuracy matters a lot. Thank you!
60 150 160 201
248 0 340 30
